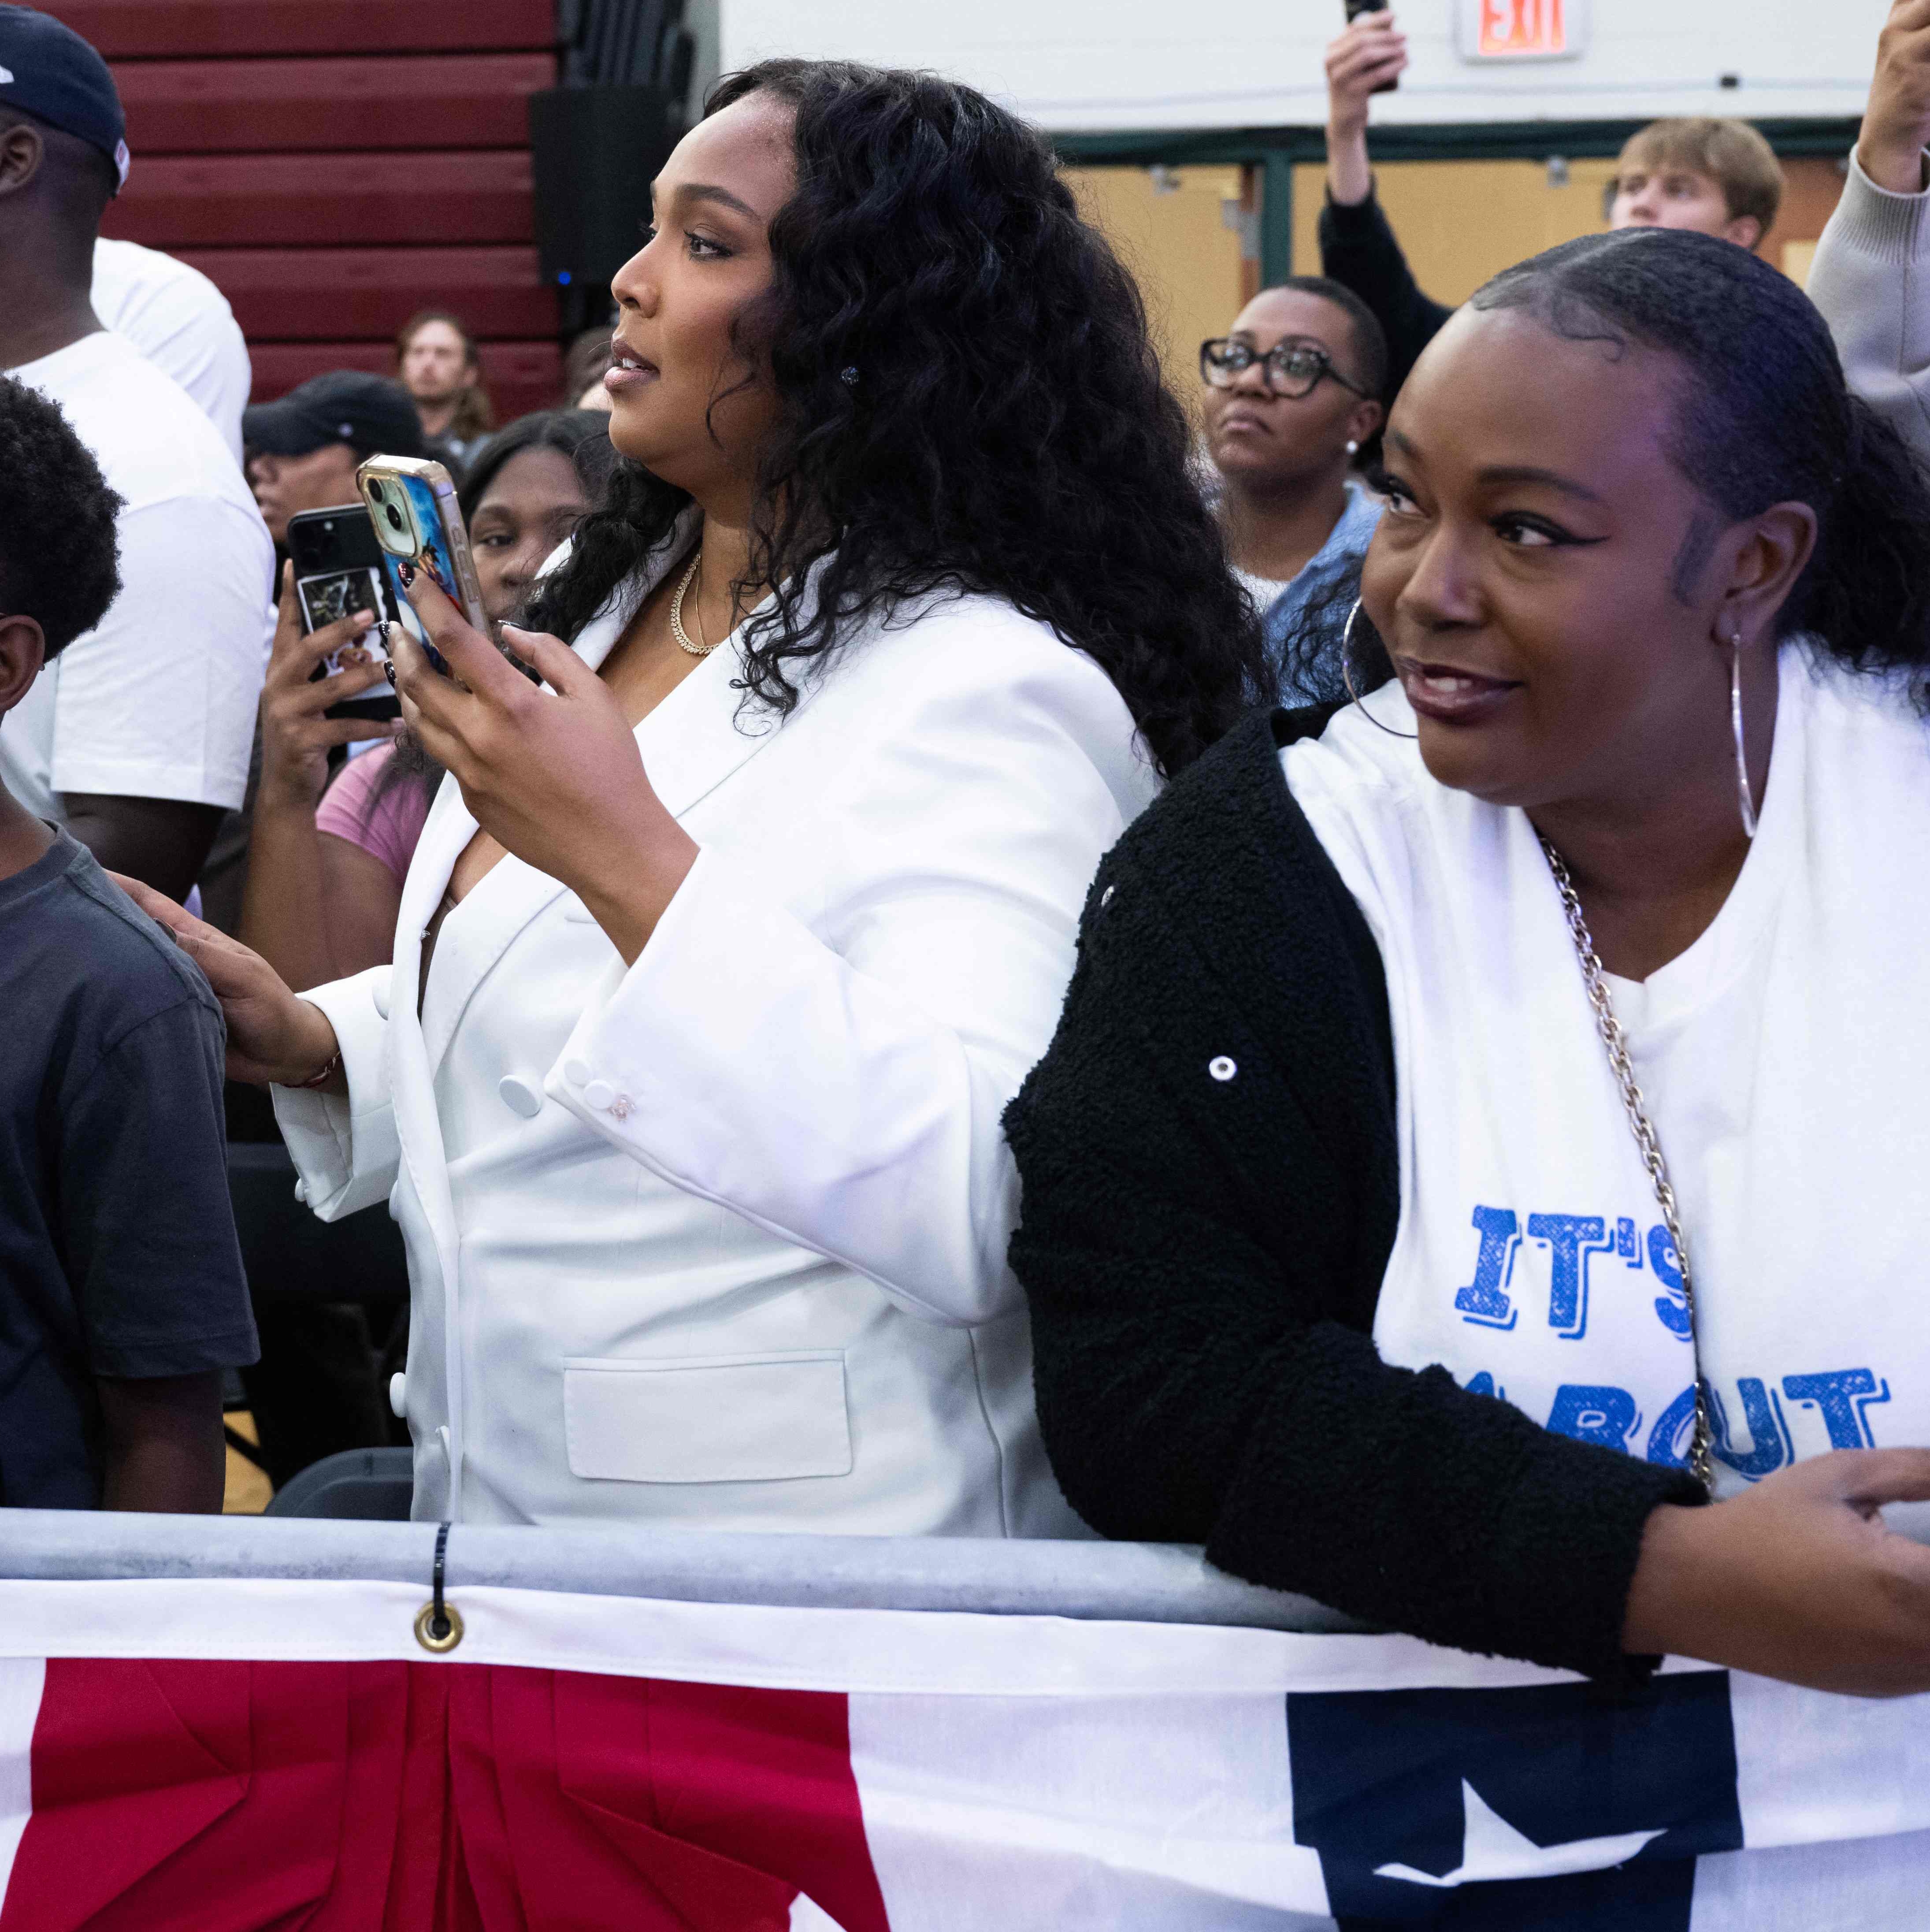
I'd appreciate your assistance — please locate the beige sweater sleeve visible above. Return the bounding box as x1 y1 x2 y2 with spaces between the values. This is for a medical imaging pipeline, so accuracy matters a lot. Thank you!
1807 148 1930 467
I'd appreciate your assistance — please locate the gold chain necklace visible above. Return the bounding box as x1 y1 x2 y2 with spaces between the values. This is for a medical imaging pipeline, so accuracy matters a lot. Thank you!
1540 834 1715 1492
668 549 715 657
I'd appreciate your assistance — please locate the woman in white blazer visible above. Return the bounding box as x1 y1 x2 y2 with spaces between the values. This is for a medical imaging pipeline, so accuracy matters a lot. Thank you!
136 59 1269 1531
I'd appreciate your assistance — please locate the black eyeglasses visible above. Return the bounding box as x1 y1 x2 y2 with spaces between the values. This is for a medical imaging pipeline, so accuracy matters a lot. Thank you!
1199 336 1371 400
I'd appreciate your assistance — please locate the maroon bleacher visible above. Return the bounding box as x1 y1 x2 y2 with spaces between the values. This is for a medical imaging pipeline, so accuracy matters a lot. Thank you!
113 55 556 153
76 0 563 421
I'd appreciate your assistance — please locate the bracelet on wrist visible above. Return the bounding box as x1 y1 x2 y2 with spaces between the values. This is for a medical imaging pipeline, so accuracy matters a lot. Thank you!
291 1048 343 1091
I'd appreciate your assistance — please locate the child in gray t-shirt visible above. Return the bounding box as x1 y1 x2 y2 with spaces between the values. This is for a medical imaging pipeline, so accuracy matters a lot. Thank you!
0 372 256 1509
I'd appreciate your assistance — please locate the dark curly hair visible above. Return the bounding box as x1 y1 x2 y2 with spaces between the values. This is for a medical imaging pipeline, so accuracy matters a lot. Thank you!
1347 227 1930 709
456 407 619 531
0 374 121 659
527 59 1270 775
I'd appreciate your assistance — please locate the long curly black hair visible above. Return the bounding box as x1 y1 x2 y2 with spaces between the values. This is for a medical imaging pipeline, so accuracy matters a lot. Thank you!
526 58 1270 775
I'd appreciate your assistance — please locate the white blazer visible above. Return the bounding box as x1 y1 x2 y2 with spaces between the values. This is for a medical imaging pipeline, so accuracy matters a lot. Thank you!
274 527 1160 1531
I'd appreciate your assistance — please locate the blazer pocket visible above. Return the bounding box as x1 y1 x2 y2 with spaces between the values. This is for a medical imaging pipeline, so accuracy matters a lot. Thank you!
561 1350 853 1484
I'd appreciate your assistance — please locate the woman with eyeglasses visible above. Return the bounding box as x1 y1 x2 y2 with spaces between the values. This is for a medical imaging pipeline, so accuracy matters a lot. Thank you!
1011 225 1930 1824
1200 277 1388 701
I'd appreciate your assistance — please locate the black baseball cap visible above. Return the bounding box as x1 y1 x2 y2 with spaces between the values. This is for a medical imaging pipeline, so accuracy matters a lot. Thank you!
0 6 128 192
242 372 427 461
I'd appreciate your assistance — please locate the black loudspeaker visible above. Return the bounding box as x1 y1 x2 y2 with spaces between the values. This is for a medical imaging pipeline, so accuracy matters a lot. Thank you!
529 84 682 326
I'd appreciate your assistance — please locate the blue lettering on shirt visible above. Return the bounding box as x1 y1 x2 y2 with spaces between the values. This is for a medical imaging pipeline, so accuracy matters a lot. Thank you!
1646 1386 1700 1469
1647 1224 1693 1338
1454 1206 1521 1330
1449 1207 1895 1473
1709 1377 1787 1479
1526 1213 1617 1339
1547 1383 1640 1451
1782 1368 1891 1449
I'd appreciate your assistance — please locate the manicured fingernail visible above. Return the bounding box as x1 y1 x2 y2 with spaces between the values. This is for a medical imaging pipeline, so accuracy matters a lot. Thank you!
397 561 416 587
383 662 397 687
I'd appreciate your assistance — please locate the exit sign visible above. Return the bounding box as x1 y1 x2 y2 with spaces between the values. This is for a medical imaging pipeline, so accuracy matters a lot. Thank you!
1457 0 1591 61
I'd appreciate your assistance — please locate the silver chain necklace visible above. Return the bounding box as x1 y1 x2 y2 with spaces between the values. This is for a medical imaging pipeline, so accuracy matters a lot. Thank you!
1538 834 1716 1492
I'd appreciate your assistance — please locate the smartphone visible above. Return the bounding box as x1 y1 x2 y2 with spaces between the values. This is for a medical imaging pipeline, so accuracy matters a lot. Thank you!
1344 0 1399 92
286 503 401 721
355 455 488 676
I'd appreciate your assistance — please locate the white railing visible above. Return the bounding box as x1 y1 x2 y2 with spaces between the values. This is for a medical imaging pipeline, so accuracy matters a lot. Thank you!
0 1508 1371 1631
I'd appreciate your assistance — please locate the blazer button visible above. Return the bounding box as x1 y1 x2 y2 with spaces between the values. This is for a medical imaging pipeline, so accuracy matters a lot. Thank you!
1209 1055 1238 1082
497 1074 543 1118
389 1372 407 1418
563 1058 590 1086
583 1078 616 1110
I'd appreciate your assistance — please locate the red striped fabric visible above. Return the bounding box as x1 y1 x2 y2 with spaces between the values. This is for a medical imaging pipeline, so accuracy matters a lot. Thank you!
2 1660 888 1930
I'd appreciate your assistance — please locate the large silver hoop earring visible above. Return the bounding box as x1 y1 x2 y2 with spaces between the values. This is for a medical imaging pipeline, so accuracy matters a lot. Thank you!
1730 634 1758 840
1340 599 1419 740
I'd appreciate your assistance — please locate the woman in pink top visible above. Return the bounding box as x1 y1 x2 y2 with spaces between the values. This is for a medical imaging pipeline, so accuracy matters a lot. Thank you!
240 411 615 989
310 739 432 887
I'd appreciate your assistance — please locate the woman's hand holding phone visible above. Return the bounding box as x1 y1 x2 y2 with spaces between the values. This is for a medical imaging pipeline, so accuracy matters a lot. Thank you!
259 561 400 813
389 561 697 965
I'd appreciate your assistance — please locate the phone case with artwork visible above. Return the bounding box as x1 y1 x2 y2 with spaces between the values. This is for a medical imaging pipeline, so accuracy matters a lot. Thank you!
356 457 488 660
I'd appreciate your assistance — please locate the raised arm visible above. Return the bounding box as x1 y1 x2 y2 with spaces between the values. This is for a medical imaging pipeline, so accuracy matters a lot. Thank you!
1808 0 1930 465
1319 11 1452 398
1324 10 1406 208
1855 0 1930 193
239 563 401 991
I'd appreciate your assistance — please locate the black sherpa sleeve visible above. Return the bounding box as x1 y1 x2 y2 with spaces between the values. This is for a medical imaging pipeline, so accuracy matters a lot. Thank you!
1006 821 1705 1683
1318 188 1455 400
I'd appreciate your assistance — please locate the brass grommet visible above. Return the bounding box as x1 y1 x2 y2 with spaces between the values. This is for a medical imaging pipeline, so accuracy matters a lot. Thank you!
414 1600 464 1654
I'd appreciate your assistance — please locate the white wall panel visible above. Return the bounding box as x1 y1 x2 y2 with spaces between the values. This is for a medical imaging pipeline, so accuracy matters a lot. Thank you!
720 0 1885 131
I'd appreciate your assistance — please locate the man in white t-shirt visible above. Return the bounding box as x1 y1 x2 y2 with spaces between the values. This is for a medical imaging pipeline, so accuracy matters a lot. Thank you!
92 235 249 463
0 8 272 899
